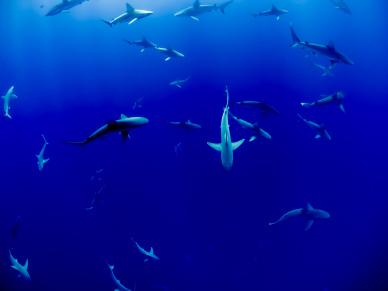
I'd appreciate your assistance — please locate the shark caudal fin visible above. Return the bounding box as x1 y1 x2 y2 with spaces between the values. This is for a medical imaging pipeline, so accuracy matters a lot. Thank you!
207 142 222 151
290 23 301 47
64 140 87 146
232 139 245 151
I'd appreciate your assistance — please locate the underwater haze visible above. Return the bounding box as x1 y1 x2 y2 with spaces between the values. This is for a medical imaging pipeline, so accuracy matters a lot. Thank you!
1 0 388 290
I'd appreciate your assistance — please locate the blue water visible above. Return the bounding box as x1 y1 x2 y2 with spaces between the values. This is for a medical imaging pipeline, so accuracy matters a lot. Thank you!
1 0 388 290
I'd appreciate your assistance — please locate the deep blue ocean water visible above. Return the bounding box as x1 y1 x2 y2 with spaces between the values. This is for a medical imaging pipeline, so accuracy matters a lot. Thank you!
1 0 388 290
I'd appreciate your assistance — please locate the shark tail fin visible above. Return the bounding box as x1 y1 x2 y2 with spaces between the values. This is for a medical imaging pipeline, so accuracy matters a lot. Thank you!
290 23 301 47
232 139 245 151
42 134 48 145
102 19 112 27
108 264 114 271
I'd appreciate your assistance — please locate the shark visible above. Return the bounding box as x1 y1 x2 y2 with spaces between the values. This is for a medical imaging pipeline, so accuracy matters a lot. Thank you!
269 203 330 231
66 115 149 145
174 0 217 21
2 85 17 119
46 0 89 16
107 264 132 291
207 87 245 170
230 113 272 142
124 37 157 53
155 47 185 61
217 0 234 14
253 4 288 21
290 24 354 65
169 77 190 88
36 134 50 171
235 100 279 115
297 114 332 141
103 3 153 27
169 120 202 129
9 250 31 281
301 91 345 113
330 0 351 15
132 239 160 263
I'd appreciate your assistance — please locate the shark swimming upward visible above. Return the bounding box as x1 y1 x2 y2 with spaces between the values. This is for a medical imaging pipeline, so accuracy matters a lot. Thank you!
9 250 31 281
36 134 50 171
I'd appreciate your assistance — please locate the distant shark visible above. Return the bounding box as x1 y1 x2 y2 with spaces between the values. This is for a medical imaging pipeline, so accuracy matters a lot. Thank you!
132 239 160 263
46 0 89 16
169 77 190 88
124 37 157 53
169 120 202 130
235 100 279 115
230 113 272 142
253 4 288 21
103 3 153 27
107 264 132 291
155 47 185 62
297 114 332 141
301 91 345 113
174 0 217 21
314 63 336 77
207 87 245 170
9 250 31 281
66 115 149 145
290 24 354 65
269 203 330 231
330 0 351 15
36 134 50 172
2 85 17 119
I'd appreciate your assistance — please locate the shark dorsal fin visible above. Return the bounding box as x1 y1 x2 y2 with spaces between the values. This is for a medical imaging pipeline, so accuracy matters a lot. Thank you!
272 4 278 10
126 3 134 12
194 0 200 8
120 114 128 119
150 247 154 254
24 259 28 269
327 41 336 50
306 203 314 212
63 0 69 3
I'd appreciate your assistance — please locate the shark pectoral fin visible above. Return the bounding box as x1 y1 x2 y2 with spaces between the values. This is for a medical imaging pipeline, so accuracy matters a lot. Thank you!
207 142 222 152
276 16 280 21
12 94 18 99
121 130 129 141
338 104 345 113
190 16 200 21
232 139 245 151
43 158 50 164
140 48 145 53
324 131 332 141
259 128 272 140
305 220 314 231
249 136 257 143
165 57 171 61
144 258 149 263
314 133 322 139
128 18 138 25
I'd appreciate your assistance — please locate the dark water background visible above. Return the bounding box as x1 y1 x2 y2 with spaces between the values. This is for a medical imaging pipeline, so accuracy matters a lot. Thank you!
0 0 388 290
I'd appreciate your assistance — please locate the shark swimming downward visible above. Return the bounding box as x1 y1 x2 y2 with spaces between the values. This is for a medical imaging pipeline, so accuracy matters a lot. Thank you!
2 85 17 119
9 250 31 281
36 134 50 171
207 87 245 170
269 203 330 231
